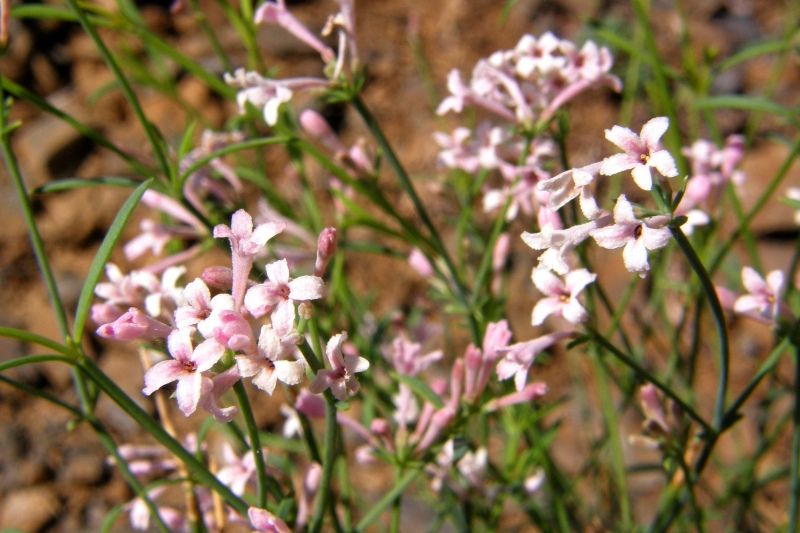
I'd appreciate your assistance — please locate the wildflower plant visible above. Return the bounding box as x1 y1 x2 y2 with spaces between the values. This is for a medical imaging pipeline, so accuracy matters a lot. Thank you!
1 0 800 531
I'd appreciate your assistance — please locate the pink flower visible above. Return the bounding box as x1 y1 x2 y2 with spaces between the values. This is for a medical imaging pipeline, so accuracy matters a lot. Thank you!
244 259 325 324
248 506 291 533
537 162 602 218
309 332 369 401
96 307 172 341
214 209 283 310
254 0 335 64
174 278 235 329
142 328 225 416
591 195 671 278
236 321 305 395
217 443 258 496
530 268 596 325
496 331 571 391
600 117 678 191
522 218 607 275
734 267 784 322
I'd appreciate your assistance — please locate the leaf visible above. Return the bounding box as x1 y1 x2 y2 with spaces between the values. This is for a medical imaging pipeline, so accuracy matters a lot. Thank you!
394 373 444 409
691 95 799 119
717 38 800 72
0 354 74 373
0 326 70 354
72 179 153 343
33 176 142 194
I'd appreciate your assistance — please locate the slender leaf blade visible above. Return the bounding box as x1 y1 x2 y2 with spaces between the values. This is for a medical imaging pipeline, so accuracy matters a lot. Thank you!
72 179 153 343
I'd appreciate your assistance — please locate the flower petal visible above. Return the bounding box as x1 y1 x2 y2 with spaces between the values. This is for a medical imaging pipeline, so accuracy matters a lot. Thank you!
288 275 325 301
142 360 184 395
640 116 669 148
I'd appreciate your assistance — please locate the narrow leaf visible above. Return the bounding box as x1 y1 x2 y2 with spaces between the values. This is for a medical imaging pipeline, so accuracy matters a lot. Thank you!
691 95 799 118
0 354 74 373
33 176 142 195
72 179 153 343
394 373 444 409
0 326 70 354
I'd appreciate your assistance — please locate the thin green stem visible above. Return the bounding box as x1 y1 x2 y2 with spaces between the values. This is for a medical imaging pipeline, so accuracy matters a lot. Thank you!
587 328 714 436
233 381 270 508
75 356 250 516
1 95 70 338
309 393 339 533
352 96 481 343
354 468 421 532
65 0 171 178
789 341 800 532
670 225 729 430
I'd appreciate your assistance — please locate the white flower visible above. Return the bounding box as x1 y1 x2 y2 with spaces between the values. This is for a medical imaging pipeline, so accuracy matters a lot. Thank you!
591 195 671 277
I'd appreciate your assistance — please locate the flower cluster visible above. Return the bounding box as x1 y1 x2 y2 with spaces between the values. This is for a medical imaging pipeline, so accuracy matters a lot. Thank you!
93 209 361 421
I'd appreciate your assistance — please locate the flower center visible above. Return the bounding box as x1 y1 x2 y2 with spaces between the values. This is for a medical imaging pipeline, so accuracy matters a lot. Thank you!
633 224 643 239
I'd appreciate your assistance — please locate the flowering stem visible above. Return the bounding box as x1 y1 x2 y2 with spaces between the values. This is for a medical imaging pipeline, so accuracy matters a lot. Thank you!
1 95 70 339
354 468 421 532
669 225 729 431
351 96 481 343
232 381 270 509
789 340 800 532
309 393 339 533
586 328 713 436
75 356 250 516
65 0 171 180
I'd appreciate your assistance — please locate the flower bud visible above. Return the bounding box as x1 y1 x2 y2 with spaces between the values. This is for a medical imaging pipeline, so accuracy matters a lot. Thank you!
314 227 337 277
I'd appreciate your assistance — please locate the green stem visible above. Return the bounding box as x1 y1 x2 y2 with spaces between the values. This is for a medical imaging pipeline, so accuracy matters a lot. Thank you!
75 356 250 516
354 468 421 532
789 341 800 531
670 225 729 430
233 381 270 508
65 0 171 178
351 96 481 343
587 328 714 436
309 393 339 533
1 94 71 339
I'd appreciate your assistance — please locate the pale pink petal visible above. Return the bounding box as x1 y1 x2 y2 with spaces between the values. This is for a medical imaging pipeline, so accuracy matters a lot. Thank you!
641 226 671 250
244 284 273 319
270 300 296 332
274 360 305 385
741 267 766 294
266 259 290 284
325 333 347 369
329 379 348 401
531 297 562 326
623 238 649 274
167 328 194 362
309 371 331 394
176 373 210 416
183 279 211 310
766 270 784 295
605 125 641 153
566 269 596 296
252 367 279 394
600 153 638 176
142 360 184 395
251 221 284 247
631 164 653 191
231 210 253 237
531 268 563 296
236 354 264 378
640 116 669 148
613 195 636 224
734 294 764 315
592 225 631 249
248 506 291 533
345 354 370 374
192 339 226 372
288 276 325 301
562 299 588 324
649 150 678 177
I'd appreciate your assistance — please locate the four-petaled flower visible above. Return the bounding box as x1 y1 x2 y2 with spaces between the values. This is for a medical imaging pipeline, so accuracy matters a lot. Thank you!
591 195 671 277
530 268 596 325
142 328 225 416
244 258 325 325
600 116 678 191
734 267 784 322
310 332 370 401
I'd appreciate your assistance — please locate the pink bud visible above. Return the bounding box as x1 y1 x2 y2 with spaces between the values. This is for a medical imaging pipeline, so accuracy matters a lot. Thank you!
408 248 435 278
295 389 326 419
91 303 124 325
300 110 345 153
96 307 172 341
484 382 548 412
201 266 233 291
640 383 668 433
416 405 456 453
314 227 338 277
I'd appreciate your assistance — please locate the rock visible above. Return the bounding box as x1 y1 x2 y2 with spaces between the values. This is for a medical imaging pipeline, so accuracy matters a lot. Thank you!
0 485 60 531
